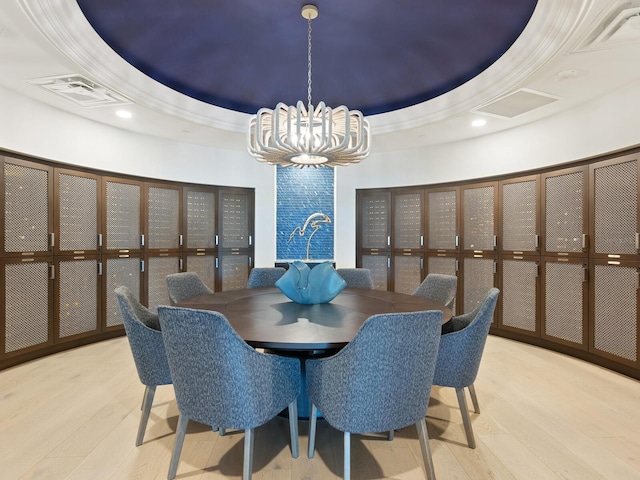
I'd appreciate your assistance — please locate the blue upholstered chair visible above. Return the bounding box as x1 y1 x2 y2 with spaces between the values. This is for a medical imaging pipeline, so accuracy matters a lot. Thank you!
114 286 171 446
246 267 286 288
157 306 301 480
335 268 374 289
165 272 213 304
412 273 458 310
306 310 443 480
432 287 499 449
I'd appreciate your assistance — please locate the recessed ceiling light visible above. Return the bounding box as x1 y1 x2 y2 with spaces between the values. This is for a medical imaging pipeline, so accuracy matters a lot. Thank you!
116 110 132 119
471 118 487 127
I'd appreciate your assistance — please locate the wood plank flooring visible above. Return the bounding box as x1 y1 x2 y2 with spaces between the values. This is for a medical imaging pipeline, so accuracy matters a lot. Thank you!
1 335 639 479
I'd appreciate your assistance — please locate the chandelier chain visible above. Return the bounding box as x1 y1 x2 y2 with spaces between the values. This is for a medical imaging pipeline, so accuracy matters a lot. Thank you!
307 15 313 111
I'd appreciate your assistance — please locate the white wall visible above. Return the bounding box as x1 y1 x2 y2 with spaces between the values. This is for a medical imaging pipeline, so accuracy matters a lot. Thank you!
2 80 640 269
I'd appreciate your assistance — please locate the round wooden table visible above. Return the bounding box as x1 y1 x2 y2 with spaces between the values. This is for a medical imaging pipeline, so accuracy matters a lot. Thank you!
176 287 452 352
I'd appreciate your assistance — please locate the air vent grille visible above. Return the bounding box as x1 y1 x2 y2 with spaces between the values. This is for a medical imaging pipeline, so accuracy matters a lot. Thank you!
27 74 130 108
474 89 558 119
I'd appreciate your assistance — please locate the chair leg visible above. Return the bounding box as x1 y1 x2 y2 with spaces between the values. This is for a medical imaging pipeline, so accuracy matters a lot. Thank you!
468 383 480 414
343 431 351 480
288 399 299 458
388 430 394 441
219 427 226 436
167 413 188 480
416 418 436 480
456 387 476 449
308 402 318 458
136 385 156 446
243 428 255 480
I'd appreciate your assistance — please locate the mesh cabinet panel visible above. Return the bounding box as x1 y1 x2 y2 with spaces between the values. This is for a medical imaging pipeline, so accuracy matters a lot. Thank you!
219 254 249 291
462 257 494 319
593 264 638 362
58 173 97 251
501 259 537 333
105 257 140 327
58 259 98 338
394 193 422 249
428 256 457 313
148 187 180 249
5 261 50 353
428 190 457 250
220 193 249 248
186 255 216 292
148 256 179 312
545 171 584 253
105 181 140 250
393 255 422 294
187 190 216 249
4 163 49 253
361 193 390 249
593 160 638 255
544 261 584 345
502 180 537 251
362 255 389 291
463 186 494 251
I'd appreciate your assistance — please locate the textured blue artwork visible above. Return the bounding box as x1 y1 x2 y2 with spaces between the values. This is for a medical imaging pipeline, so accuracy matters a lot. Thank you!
276 166 335 262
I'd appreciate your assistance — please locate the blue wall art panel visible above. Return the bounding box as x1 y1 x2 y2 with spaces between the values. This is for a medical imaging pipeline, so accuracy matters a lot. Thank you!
276 166 334 262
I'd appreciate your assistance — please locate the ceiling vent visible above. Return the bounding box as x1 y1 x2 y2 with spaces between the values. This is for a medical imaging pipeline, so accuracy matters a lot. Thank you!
578 1 640 51
27 74 130 108
473 88 558 119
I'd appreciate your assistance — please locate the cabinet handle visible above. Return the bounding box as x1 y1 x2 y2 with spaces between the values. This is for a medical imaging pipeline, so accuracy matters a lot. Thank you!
534 234 539 249
98 233 102 247
215 235 219 246
455 235 459 248
140 260 145 273
493 235 497 249
97 262 103 276
493 261 497 274
140 234 145 247
636 233 639 250
420 235 424 247
179 258 183 270
583 265 588 283
49 264 55 280
215 257 219 268
179 234 183 246
387 257 391 268
249 256 253 267
582 234 587 250
387 236 391 247
49 232 55 248
420 257 423 270
249 235 253 246
455 259 459 272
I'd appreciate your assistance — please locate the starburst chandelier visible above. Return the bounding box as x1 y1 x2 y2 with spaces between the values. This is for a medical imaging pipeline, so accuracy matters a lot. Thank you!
247 4 370 168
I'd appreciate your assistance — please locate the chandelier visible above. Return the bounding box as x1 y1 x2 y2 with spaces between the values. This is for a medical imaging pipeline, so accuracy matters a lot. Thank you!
247 4 370 168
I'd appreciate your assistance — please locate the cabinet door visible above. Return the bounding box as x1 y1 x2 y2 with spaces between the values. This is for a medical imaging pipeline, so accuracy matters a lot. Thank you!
590 155 640 261
392 253 422 294
184 187 216 251
103 177 143 253
146 183 181 252
461 182 497 254
541 166 587 257
499 257 539 336
56 256 99 341
461 255 496 322
360 253 389 291
55 169 100 255
218 253 250 291
147 254 180 312
426 187 459 253
3 159 53 257
500 175 539 255
590 260 639 368
393 190 423 252
185 253 216 292
358 190 391 251
219 189 252 249
426 254 458 314
2 258 52 357
541 257 588 349
103 255 142 330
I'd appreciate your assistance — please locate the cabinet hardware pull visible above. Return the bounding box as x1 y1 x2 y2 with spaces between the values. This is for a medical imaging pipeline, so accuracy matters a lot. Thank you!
493 235 497 249
582 234 587 250
215 235 219 246
49 232 55 248
49 264 55 280
420 235 424 247
141 234 145 247
249 235 253 246
534 234 539 249
455 235 459 248
179 258 183 270
179 234 183 246
140 260 145 272
98 262 103 276
98 233 102 247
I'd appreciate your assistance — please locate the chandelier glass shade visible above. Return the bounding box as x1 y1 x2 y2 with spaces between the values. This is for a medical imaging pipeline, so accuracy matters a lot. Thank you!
247 5 370 168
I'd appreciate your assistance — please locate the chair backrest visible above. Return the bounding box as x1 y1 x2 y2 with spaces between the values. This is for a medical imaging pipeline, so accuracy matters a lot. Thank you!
158 306 300 430
433 287 500 389
246 267 286 288
412 273 458 310
166 272 213 304
306 309 442 434
335 268 374 289
114 286 172 387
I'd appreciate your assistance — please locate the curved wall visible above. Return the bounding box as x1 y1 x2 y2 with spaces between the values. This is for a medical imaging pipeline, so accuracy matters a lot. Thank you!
2 79 640 268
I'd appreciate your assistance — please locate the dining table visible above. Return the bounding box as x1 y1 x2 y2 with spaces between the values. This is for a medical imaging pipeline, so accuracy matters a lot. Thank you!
176 286 452 418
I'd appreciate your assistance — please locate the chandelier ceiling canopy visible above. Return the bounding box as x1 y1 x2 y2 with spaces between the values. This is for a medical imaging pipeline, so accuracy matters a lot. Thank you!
247 5 370 168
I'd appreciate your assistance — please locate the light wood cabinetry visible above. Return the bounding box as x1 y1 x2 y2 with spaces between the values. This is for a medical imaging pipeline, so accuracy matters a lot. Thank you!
0 153 254 369
357 150 640 379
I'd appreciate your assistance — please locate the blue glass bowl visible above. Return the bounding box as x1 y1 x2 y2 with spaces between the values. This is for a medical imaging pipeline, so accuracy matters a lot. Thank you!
275 261 347 304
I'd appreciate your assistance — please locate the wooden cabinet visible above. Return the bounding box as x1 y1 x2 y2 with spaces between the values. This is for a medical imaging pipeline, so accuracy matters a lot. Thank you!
0 154 254 370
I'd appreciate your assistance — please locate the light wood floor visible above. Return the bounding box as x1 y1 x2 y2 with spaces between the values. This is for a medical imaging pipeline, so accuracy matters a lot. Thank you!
2 335 640 480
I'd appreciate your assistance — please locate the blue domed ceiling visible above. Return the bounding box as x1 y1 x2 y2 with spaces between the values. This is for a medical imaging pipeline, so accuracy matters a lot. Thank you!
76 0 537 116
